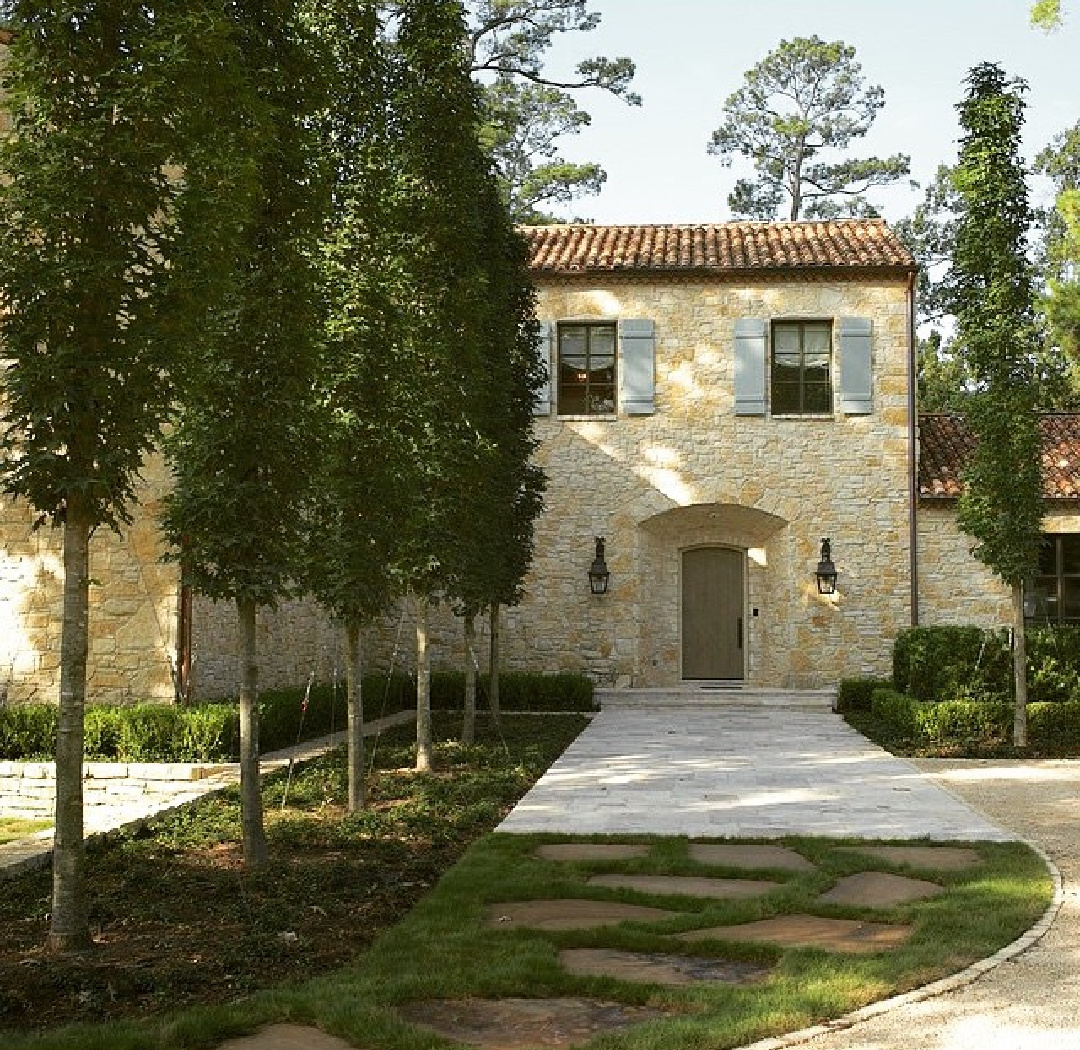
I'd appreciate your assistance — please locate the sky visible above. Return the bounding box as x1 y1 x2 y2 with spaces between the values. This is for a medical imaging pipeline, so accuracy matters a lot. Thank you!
540 0 1080 225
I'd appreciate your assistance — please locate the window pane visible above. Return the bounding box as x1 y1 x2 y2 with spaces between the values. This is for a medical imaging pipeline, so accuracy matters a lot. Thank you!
559 361 588 386
589 363 615 385
804 383 831 414
1038 538 1057 575
589 326 616 355
803 324 832 353
558 386 588 415
1062 579 1080 621
773 325 801 353
1029 578 1057 622
588 385 616 414
1061 536 1080 575
772 383 800 414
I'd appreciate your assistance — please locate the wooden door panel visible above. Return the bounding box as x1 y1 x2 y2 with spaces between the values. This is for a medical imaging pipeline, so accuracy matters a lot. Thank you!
682 547 744 679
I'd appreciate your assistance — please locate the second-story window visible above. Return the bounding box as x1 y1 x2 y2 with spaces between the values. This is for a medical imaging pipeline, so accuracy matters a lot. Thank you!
558 322 616 416
771 320 833 415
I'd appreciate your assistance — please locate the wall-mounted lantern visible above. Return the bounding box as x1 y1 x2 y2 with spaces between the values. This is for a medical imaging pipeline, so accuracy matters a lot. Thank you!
588 536 610 595
815 537 838 595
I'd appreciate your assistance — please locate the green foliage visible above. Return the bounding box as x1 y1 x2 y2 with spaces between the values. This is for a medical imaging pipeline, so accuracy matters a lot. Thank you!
707 35 910 221
869 687 1012 745
1029 699 1080 749
893 626 1012 703
429 671 595 711
834 677 889 713
0 704 57 761
951 64 1044 589
464 0 639 221
1031 0 1064 29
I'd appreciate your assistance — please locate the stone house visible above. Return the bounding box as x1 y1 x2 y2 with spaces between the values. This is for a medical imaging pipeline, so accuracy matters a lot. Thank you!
2 217 1079 704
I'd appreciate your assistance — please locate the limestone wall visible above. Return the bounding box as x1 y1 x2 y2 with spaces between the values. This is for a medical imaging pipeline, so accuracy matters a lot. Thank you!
0 456 180 706
404 274 916 689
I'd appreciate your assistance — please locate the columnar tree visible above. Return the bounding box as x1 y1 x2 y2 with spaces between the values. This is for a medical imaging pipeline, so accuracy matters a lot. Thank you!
708 36 910 221
163 0 329 864
0 0 251 951
950 63 1044 746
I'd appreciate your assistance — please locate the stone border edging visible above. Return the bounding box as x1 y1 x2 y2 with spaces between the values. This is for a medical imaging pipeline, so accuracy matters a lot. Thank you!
733 840 1066 1050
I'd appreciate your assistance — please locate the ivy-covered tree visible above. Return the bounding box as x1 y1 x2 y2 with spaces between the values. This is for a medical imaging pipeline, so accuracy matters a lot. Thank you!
0 0 253 951
163 0 329 865
463 0 638 222
950 64 1044 747
708 36 910 221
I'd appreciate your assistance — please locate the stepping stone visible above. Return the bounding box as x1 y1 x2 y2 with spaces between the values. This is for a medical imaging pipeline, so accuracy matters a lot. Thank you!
216 1026 356 1050
487 899 678 931
560 948 772 987
535 843 650 862
397 996 668 1050
688 843 815 872
588 873 777 900
675 913 911 954
834 845 983 871
819 871 945 908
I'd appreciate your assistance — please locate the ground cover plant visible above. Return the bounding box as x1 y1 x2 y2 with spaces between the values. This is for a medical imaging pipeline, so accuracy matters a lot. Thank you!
0 712 588 1044
0 818 50 846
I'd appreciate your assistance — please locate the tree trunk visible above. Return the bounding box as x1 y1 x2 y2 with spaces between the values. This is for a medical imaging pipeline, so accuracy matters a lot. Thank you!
237 598 269 868
462 612 476 745
345 618 365 811
1012 584 1029 748
488 602 502 734
46 497 93 953
416 597 432 772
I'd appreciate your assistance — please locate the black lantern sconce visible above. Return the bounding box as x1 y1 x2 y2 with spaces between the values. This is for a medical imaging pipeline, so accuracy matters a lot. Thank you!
815 537 838 595
588 536 610 595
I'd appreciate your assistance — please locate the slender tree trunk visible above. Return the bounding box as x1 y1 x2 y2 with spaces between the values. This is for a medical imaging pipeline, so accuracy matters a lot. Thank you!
1013 584 1029 748
345 618 365 811
47 497 93 953
237 598 268 868
488 602 502 734
416 597 432 772
462 612 476 745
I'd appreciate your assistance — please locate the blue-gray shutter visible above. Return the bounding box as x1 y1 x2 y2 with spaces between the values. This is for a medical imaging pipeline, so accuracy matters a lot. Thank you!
618 318 656 415
532 320 553 416
839 317 873 414
734 318 767 415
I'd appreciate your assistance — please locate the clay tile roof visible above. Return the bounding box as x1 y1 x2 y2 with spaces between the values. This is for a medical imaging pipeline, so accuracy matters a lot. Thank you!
522 219 916 276
919 413 1080 501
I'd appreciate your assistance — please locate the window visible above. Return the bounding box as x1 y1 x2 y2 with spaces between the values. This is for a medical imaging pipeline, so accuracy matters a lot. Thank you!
557 322 616 416
1027 535 1080 625
771 320 833 415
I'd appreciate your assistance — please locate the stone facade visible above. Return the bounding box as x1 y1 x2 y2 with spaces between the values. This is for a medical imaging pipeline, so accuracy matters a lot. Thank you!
0 456 180 706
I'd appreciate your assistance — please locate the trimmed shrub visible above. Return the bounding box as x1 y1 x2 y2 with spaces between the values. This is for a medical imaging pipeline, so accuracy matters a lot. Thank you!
870 687 919 735
893 626 1011 704
1028 700 1080 751
0 704 57 761
1026 626 1080 704
429 671 596 712
836 678 888 713
914 699 1012 744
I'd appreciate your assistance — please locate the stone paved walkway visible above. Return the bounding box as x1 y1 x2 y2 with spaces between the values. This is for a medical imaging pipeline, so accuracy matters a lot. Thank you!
497 706 1013 841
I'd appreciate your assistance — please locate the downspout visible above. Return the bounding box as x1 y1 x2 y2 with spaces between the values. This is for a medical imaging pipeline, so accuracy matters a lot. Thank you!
907 270 920 626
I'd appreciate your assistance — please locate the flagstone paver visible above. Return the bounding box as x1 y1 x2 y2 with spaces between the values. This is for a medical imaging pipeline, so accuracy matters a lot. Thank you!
396 997 669 1050
486 899 679 931
676 913 912 954
497 707 1013 840
688 842 817 871
587 872 778 899
216 1025 357 1050
819 871 945 907
834 844 985 870
558 947 772 986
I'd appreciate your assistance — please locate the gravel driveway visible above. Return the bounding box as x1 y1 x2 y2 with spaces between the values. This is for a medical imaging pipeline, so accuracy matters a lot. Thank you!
790 758 1080 1050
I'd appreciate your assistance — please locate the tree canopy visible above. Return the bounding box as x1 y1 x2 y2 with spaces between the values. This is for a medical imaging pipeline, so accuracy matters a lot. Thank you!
708 35 910 221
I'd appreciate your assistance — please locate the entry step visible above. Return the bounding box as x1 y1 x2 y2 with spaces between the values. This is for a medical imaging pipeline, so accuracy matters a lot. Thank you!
595 686 836 711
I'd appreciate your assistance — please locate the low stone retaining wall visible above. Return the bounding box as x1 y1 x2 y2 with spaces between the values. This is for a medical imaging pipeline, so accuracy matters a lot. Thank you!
0 761 233 821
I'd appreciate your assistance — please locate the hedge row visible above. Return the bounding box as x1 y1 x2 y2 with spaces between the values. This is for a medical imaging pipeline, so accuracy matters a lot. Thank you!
868 686 1080 751
893 625 1080 704
0 671 594 762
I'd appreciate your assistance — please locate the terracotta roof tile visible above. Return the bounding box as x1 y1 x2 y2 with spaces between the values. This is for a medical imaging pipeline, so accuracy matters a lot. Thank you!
919 413 1080 501
522 220 916 276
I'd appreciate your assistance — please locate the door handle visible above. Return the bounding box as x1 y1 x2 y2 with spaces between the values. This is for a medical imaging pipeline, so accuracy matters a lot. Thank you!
737 617 743 649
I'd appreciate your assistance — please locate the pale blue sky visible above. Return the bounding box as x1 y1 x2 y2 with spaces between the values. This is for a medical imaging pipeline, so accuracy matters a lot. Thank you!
542 0 1080 224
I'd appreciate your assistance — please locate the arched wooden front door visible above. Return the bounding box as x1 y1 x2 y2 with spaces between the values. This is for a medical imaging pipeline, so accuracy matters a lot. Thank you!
681 546 745 680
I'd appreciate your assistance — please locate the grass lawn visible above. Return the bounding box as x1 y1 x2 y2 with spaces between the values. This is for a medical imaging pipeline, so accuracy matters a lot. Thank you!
0 712 1053 1050
0 818 51 845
